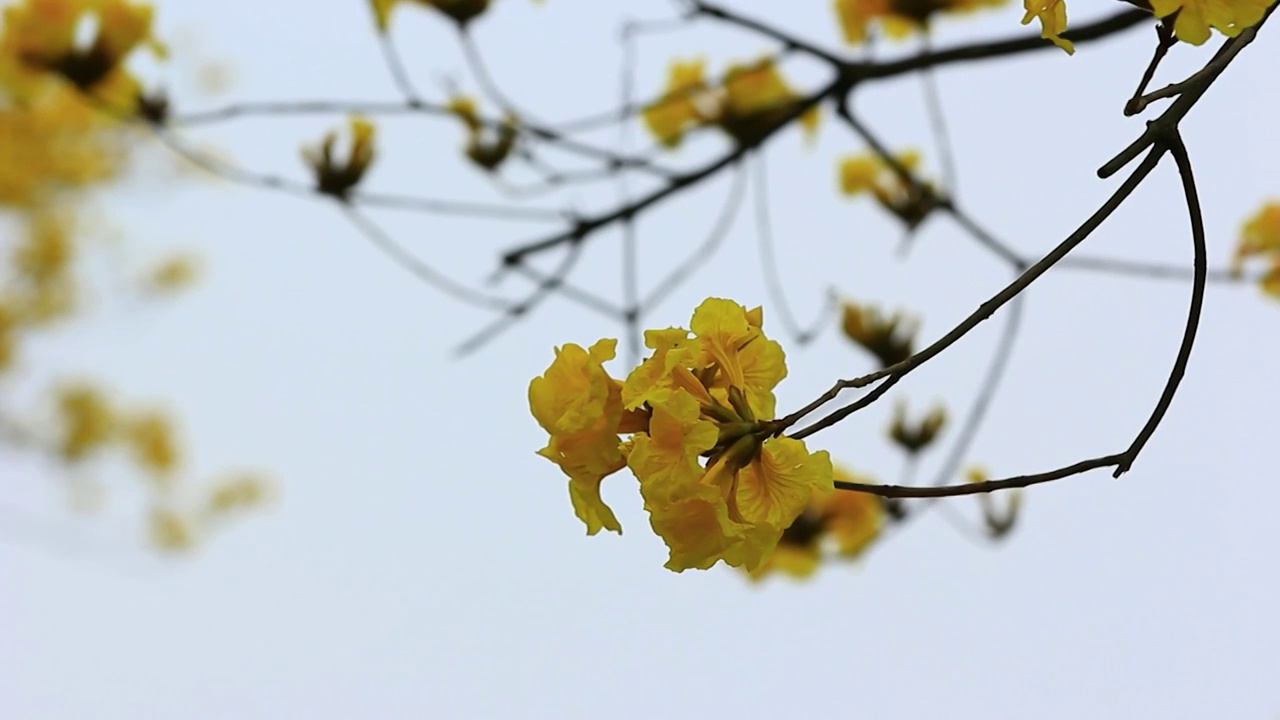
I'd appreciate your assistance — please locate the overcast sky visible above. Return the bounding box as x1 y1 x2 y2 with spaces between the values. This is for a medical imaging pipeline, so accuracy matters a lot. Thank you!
3 1 1278 718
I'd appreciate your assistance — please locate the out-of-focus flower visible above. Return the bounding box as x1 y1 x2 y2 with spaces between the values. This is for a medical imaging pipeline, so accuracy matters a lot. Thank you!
836 0 1010 44
55 382 115 461
841 301 918 369
642 57 819 149
1231 201 1280 298
748 465 885 580
888 400 947 455
143 253 201 293
447 95 518 171
369 0 544 30
149 505 198 551
302 116 376 199
205 473 272 516
1148 0 1275 45
839 149 938 228
0 0 168 111
121 409 180 480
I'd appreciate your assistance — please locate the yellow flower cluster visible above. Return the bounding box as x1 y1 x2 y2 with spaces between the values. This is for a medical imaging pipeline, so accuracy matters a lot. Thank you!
642 57 820 149
1024 0 1276 53
530 298 835 572
839 149 938 228
0 0 166 113
834 0 1009 44
1233 201 1280 297
749 467 885 580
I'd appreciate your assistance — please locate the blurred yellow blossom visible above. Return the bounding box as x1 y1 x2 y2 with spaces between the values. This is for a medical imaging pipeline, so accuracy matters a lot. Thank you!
121 409 180 479
302 115 376 199
369 0 545 30
143 253 201 293
0 0 167 111
1232 201 1280 298
1021 0 1073 54
13 206 75 285
446 95 518 172
149 505 198 551
1148 0 1275 45
841 300 918 369
835 0 1009 44
839 148 937 227
749 466 885 580
643 57 819 149
0 88 121 207
888 400 947 455
205 474 272 516
55 382 115 461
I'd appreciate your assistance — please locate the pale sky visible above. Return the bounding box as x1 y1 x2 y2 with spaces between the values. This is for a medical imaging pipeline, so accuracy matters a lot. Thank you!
4 1 1279 718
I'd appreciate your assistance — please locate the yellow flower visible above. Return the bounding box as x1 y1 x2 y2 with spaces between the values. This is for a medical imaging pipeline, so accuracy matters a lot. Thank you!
641 58 715 148
1149 0 1274 45
643 57 818 149
530 338 636 535
1021 0 1074 54
746 511 823 580
13 206 75 285
887 400 947 455
302 116 376 199
841 301 918 369
0 303 17 371
122 409 180 479
370 0 548 29
839 149 937 227
205 474 272 516
1232 201 1280 298
149 506 198 551
689 298 787 420
0 88 121 206
720 58 820 145
0 0 167 110
55 382 115 461
823 467 884 558
143 254 201 293
535 298 833 572
447 95 518 171
835 0 1010 43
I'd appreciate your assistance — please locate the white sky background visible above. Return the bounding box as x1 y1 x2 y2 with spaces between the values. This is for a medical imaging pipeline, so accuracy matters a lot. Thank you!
3 1 1279 717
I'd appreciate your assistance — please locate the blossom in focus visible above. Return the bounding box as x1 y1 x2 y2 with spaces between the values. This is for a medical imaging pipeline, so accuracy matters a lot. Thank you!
532 298 834 572
1148 0 1276 45
1021 0 1074 54
529 338 638 535
302 116 376 199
